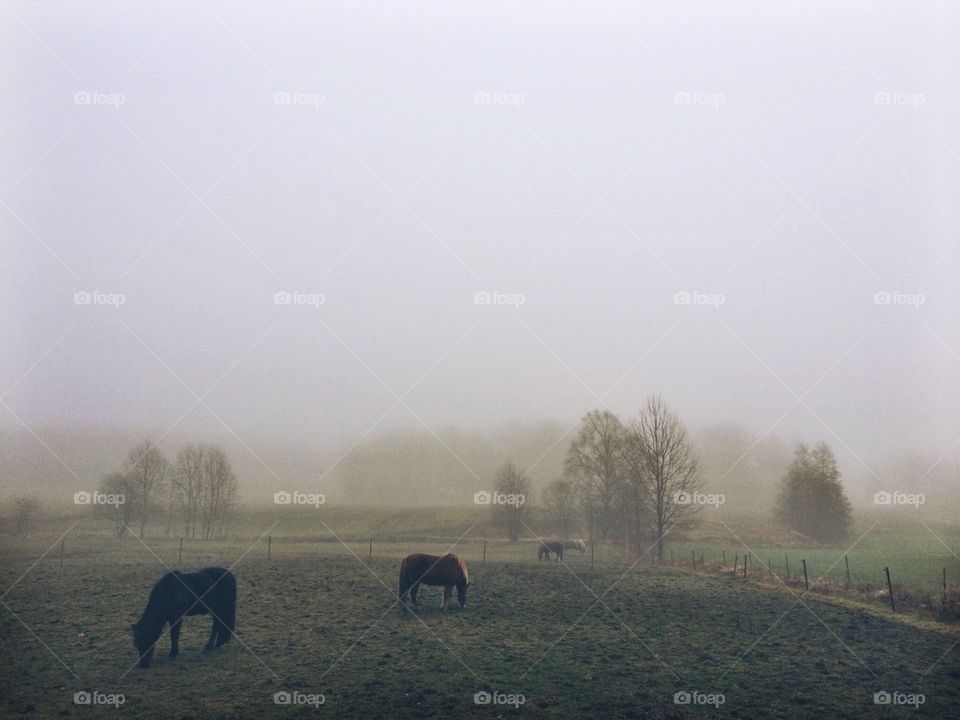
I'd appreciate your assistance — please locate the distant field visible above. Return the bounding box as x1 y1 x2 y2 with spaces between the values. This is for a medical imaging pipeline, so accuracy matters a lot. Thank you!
5 507 958 601
670 515 960 598
2 526 959 719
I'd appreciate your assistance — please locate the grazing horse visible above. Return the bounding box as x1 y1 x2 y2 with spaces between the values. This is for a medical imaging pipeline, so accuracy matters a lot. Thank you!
538 541 564 562
564 538 588 555
398 553 469 610
131 566 236 668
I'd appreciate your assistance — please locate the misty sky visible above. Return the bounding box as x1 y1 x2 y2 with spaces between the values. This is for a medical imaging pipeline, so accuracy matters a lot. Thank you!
3 1 959 493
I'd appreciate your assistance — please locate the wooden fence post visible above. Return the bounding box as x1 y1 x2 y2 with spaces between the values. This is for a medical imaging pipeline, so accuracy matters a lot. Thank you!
482 540 487 565
591 544 595 571
179 537 183 566
722 550 726 567
785 555 790 580
943 567 947 604
368 538 373 562
844 555 850 590
733 554 738 574
59 540 64 570
743 554 748 578
802 559 809 591
691 550 696 572
884 567 896 611
267 535 272 568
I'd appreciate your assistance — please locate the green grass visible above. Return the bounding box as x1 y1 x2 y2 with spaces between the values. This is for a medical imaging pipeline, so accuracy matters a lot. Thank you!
1 529 958 719
667 515 960 596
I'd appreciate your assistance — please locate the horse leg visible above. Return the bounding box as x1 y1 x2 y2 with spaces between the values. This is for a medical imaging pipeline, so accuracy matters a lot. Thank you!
215 618 229 647
441 586 451 610
169 619 182 658
203 616 217 653
410 583 420 610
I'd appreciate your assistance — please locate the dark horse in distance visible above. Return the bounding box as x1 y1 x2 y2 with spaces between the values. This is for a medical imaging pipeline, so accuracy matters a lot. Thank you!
398 553 469 610
538 541 565 561
132 566 236 668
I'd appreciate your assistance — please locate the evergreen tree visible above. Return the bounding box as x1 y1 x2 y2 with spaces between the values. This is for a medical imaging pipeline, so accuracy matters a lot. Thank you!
775 442 852 542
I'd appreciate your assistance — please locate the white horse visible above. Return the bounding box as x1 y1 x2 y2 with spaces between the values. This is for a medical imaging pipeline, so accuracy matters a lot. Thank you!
563 538 587 554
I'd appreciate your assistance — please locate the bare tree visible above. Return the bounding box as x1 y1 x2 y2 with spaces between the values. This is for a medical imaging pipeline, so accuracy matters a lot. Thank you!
623 395 703 562
564 410 625 543
126 440 170 538
197 445 238 540
97 471 137 537
173 444 206 538
13 497 41 535
544 477 578 538
492 460 531 542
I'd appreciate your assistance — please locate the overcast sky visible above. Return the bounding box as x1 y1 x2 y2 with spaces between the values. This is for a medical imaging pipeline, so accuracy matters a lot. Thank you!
3 1 959 488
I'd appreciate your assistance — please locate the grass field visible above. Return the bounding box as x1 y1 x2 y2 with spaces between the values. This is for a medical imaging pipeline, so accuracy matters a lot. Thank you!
2 513 959 719
667 515 960 598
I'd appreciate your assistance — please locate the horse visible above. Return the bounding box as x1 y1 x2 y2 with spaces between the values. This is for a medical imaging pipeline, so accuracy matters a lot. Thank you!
564 538 588 555
131 566 236 668
537 541 564 562
398 553 469 611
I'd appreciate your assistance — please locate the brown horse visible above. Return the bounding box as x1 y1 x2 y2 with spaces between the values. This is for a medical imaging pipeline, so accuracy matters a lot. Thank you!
538 541 564 561
398 553 469 611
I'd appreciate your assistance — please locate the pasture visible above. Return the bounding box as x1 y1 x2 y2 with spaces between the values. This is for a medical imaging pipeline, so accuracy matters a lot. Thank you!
1 511 959 718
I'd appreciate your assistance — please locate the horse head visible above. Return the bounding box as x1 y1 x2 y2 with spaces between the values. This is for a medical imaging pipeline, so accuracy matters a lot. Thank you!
456 556 469 608
131 618 159 668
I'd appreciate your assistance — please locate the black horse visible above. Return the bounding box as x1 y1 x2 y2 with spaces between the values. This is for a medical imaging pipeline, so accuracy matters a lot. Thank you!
538 541 564 562
131 566 236 668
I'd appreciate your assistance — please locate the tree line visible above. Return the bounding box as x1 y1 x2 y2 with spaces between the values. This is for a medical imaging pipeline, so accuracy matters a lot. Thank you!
98 440 239 539
492 395 703 561
493 394 852 554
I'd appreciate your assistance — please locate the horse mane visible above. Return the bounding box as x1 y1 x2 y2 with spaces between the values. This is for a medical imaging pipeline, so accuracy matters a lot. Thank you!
453 554 468 584
141 573 174 624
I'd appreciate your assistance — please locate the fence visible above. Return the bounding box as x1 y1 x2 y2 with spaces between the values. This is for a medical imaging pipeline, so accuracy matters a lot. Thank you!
19 533 957 616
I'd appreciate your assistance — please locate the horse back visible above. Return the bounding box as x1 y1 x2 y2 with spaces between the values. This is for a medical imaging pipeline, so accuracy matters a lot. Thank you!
153 566 235 619
401 553 466 587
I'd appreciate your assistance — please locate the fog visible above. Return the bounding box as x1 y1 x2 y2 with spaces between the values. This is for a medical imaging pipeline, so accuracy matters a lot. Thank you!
3 1 958 510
